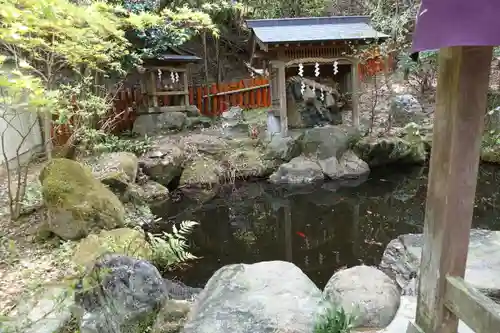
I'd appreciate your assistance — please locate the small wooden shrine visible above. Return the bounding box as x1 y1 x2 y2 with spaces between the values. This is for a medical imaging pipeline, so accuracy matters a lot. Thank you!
140 46 201 112
246 16 388 135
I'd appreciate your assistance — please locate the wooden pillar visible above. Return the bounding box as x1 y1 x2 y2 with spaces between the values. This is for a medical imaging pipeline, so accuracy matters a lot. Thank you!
149 70 158 107
407 46 492 333
351 60 360 128
276 60 288 136
269 63 279 116
182 70 189 106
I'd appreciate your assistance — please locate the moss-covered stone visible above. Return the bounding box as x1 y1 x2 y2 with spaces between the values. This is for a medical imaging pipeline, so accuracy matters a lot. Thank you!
353 136 427 167
152 300 192 333
126 180 169 204
225 148 275 179
180 156 221 186
40 158 125 240
300 126 360 160
124 202 155 227
88 152 139 194
481 146 500 164
72 228 152 267
140 141 185 186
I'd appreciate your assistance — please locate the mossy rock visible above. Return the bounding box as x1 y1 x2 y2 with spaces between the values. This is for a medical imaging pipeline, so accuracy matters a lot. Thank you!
126 180 169 204
124 202 155 227
152 300 192 333
180 156 221 186
353 136 427 167
73 228 152 267
225 148 275 179
481 146 500 164
300 126 360 160
88 152 139 194
40 158 125 240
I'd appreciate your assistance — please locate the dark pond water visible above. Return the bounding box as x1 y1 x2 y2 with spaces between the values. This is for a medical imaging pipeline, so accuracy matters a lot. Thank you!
152 164 500 289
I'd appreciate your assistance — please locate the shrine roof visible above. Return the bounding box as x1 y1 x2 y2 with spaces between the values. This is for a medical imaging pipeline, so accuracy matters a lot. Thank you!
142 46 201 64
246 16 388 44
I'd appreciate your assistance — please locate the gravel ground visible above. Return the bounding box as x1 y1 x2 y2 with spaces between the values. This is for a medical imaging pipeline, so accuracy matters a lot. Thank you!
0 162 76 314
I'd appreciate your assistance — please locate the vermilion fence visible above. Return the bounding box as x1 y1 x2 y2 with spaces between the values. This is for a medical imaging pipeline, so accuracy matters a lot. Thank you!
189 77 270 115
50 77 271 145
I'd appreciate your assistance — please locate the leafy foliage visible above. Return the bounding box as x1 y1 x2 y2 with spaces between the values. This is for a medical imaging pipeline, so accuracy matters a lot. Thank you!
0 0 156 78
148 220 199 272
90 133 154 156
241 0 328 18
314 304 358 333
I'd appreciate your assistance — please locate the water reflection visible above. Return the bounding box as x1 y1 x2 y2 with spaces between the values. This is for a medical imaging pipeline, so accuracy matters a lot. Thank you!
153 164 500 288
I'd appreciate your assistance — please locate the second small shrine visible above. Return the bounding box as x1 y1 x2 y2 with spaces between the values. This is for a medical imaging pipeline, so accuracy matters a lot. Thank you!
246 16 388 135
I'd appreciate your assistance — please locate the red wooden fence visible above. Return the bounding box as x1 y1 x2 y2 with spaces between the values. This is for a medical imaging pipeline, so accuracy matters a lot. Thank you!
189 77 271 115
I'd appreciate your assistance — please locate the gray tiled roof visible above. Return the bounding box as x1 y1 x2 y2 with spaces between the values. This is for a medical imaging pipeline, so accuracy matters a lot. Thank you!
246 16 388 44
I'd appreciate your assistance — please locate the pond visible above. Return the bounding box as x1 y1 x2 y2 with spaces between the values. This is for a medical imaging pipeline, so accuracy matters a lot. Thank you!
152 164 500 289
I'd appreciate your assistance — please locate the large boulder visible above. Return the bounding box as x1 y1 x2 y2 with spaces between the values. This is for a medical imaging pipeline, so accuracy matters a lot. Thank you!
91 152 138 184
133 111 187 135
264 135 301 162
323 265 400 329
88 152 139 195
389 94 425 126
319 150 370 180
140 140 185 186
379 230 500 297
225 148 275 179
354 136 426 167
128 180 170 204
75 254 168 333
182 261 326 333
72 228 152 267
300 126 359 160
40 158 125 240
269 155 324 185
179 156 221 203
180 156 221 186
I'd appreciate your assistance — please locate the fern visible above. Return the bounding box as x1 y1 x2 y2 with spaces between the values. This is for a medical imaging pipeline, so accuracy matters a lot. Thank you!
314 304 358 333
148 220 199 271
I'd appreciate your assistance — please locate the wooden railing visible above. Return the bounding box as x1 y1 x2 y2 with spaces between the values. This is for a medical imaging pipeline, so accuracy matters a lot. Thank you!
444 277 500 332
188 77 270 115
50 77 271 145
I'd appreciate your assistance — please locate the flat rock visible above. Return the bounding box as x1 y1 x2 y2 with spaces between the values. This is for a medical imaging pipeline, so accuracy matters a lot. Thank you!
3 287 73 333
269 155 324 185
380 229 500 294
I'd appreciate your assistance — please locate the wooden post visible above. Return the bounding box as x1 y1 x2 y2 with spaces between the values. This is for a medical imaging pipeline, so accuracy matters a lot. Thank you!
275 60 288 136
183 70 189 106
408 46 492 333
149 70 158 107
351 60 360 128
269 63 280 116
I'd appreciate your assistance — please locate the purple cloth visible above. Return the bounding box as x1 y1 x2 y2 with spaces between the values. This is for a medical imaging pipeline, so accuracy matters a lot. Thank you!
412 0 500 52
